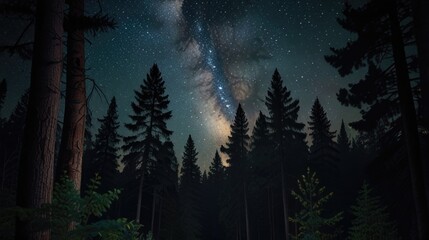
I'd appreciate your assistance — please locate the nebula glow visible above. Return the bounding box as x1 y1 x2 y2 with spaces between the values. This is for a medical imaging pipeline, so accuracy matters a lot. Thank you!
155 0 271 148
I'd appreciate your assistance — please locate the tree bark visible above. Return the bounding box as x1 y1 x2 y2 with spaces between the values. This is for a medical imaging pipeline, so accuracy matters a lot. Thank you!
389 2 429 239
280 162 289 240
14 0 65 239
57 0 86 191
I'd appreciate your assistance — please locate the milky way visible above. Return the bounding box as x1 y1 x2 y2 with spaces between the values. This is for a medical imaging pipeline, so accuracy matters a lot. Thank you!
187 19 236 119
1 0 363 168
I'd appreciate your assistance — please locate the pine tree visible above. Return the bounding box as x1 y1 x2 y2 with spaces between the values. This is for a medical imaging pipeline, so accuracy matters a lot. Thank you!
204 150 226 240
249 111 274 239
80 109 96 194
208 150 224 184
289 168 342 240
201 171 208 184
337 120 350 156
153 140 179 239
265 69 307 239
309 98 336 147
308 98 339 184
220 104 251 240
348 183 400 240
123 64 173 223
250 111 271 173
325 0 428 237
92 97 120 192
0 91 28 205
221 104 250 172
179 135 202 240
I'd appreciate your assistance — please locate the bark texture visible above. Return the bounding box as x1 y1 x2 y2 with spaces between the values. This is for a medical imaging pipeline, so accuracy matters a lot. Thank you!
58 0 86 190
15 0 65 239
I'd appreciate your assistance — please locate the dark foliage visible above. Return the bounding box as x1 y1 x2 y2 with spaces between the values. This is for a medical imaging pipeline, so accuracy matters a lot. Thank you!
179 135 202 240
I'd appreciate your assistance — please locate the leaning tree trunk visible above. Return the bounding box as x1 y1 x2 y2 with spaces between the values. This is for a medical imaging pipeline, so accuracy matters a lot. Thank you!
57 0 86 191
280 161 290 240
15 0 65 239
389 2 429 239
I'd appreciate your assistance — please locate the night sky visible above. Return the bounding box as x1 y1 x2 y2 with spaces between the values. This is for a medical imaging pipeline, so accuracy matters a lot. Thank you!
1 0 364 170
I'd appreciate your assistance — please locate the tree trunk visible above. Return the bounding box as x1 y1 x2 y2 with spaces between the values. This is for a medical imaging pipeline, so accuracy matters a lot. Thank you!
412 0 429 125
280 162 289 240
411 0 429 207
14 0 65 239
267 188 273 240
157 196 163 240
151 187 157 236
244 182 250 240
136 171 145 223
389 2 429 239
57 0 86 191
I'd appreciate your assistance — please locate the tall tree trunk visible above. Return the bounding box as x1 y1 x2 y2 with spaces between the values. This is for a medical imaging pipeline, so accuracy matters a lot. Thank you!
57 0 86 191
243 182 250 240
151 188 157 236
157 196 163 240
269 187 276 240
411 0 429 125
136 171 145 223
411 0 429 206
389 2 429 239
280 162 289 240
15 0 64 239
267 188 273 240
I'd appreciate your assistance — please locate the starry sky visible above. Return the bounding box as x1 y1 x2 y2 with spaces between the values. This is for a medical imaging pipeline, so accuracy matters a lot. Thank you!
1 0 364 170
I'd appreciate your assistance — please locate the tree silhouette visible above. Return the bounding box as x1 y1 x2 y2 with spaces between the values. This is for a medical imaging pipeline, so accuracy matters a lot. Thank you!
204 150 226 240
249 111 275 239
179 135 202 240
337 120 350 156
152 140 179 239
265 68 307 239
208 151 225 184
308 98 339 185
250 111 271 174
325 0 428 237
0 91 28 207
92 97 120 193
123 64 173 223
221 104 251 240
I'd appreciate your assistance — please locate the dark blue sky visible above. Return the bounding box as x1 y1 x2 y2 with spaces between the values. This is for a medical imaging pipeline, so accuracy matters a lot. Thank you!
1 0 363 170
